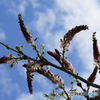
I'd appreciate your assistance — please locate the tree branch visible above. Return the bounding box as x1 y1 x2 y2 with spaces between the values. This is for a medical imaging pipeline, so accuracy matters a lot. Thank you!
0 41 100 89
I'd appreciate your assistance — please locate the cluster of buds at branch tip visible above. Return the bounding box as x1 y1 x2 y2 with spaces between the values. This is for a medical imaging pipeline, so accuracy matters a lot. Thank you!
23 61 39 94
23 61 64 94
63 59 75 73
55 74 64 90
47 51 61 64
18 13 33 43
87 66 98 83
93 32 100 63
26 70 34 94
47 50 75 73
60 25 88 50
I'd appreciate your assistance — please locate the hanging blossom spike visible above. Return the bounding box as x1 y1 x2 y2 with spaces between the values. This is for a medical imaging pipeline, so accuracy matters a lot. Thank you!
0 55 11 64
37 68 58 84
60 25 88 49
23 61 38 94
63 59 75 73
47 51 75 73
23 61 64 94
26 70 34 94
87 66 98 83
47 51 61 64
93 32 100 63
18 13 33 43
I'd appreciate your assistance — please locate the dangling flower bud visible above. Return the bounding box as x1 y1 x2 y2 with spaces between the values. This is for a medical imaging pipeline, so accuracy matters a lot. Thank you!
87 66 98 83
60 25 88 49
0 55 10 64
93 32 100 62
18 14 33 43
26 70 34 94
64 59 75 73
47 51 61 64
47 51 75 73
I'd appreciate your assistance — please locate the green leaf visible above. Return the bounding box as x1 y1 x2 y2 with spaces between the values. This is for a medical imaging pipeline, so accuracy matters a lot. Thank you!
41 51 45 55
9 63 14 69
41 44 45 50
32 44 37 49
44 93 52 99
70 81 74 85
15 45 21 51
21 45 25 47
72 89 77 92
51 89 56 97
46 65 50 70
76 72 79 75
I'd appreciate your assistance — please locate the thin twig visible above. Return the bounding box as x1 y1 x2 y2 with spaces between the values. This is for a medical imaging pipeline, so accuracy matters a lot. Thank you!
0 41 40 63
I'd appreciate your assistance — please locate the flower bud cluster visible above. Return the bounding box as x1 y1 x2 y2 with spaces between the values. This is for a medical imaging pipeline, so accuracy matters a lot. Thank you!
47 51 75 73
18 14 33 43
0 55 10 64
93 32 100 63
60 25 88 50
87 66 98 83
23 61 64 94
26 70 34 94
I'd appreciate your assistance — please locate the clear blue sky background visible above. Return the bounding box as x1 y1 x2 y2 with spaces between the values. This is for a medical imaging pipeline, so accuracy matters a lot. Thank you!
0 0 100 100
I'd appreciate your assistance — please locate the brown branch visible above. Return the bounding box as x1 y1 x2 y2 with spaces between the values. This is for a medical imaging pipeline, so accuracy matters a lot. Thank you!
0 41 100 89
43 59 100 89
0 41 39 63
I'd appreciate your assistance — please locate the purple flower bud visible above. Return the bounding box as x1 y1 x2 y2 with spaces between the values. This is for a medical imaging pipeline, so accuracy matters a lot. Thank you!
0 55 10 64
93 32 100 62
47 51 75 73
47 51 61 63
87 66 98 83
55 74 64 90
26 70 34 94
18 14 33 43
64 59 75 73
60 25 88 49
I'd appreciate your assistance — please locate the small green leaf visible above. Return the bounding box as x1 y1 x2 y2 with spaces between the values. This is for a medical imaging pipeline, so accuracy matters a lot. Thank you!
44 93 52 99
41 44 45 50
46 65 50 70
41 51 45 55
72 89 77 92
21 45 25 47
65 56 68 59
15 45 21 51
70 81 74 85
77 72 79 75
32 44 37 49
9 63 14 68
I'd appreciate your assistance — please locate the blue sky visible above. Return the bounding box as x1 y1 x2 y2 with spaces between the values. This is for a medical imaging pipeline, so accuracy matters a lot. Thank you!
0 0 100 100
